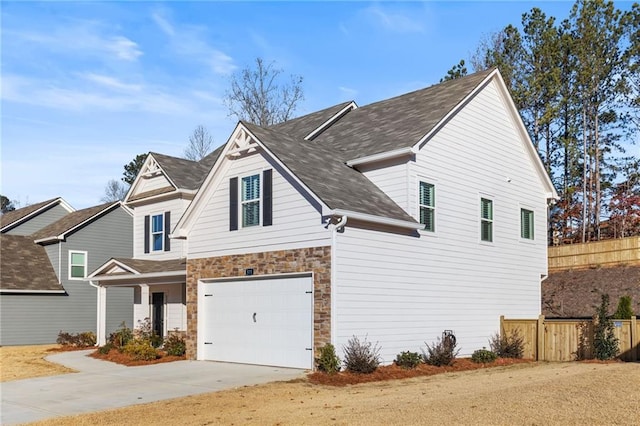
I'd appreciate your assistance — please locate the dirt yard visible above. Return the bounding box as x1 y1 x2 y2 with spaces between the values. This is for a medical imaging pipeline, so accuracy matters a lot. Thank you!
29 361 640 426
0 345 75 382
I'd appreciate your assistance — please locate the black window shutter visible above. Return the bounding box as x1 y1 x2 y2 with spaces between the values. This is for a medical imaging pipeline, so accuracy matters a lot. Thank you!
263 169 272 226
229 177 238 231
164 211 171 252
144 215 150 253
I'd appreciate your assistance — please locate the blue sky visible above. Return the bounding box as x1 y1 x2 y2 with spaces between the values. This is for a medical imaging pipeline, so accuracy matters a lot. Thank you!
1 1 634 209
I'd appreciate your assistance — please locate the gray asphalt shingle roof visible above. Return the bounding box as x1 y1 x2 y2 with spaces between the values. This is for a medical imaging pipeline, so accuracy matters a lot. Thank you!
0 235 63 292
269 101 354 140
111 257 186 274
31 202 119 241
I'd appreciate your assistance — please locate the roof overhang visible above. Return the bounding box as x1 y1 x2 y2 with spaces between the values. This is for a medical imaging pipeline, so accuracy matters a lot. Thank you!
305 101 357 141
88 270 186 283
330 208 422 230
0 289 66 294
346 146 416 168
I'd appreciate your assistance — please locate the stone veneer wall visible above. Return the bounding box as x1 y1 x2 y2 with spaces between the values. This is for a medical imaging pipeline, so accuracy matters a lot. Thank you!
185 246 332 361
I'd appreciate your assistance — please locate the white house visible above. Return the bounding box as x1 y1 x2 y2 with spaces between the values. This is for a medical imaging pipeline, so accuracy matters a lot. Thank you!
170 68 558 369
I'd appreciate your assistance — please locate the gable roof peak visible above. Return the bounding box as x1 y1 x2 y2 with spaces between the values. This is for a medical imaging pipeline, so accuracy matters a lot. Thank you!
0 197 74 233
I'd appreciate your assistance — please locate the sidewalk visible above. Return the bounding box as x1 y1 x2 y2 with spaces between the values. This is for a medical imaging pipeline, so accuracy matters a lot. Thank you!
1 350 305 425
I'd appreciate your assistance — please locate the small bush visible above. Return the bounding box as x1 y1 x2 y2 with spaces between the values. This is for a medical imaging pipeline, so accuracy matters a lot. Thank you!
490 329 524 359
593 294 619 360
613 295 634 319
395 351 421 369
98 343 114 355
122 339 159 361
56 331 96 347
135 318 163 348
343 335 380 374
422 336 460 366
315 343 341 374
471 348 497 364
163 333 186 356
108 322 133 349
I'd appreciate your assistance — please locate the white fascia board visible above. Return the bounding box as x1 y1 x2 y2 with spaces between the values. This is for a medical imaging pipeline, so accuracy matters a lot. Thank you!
173 122 329 238
126 188 194 207
304 101 358 141
124 153 180 203
1 198 75 233
346 146 415 168
33 236 63 244
89 270 185 282
0 289 66 294
331 209 422 230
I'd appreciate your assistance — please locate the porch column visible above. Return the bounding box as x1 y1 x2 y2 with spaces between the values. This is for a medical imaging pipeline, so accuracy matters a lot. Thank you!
139 284 150 325
96 284 107 345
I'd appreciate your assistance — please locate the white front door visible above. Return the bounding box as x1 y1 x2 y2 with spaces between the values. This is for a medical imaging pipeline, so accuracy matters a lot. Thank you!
200 275 313 369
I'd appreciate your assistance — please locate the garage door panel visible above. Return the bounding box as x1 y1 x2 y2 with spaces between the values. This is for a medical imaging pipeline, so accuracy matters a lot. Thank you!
200 276 313 369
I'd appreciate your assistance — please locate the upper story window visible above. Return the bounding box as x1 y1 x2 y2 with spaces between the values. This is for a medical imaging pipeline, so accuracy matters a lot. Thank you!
419 181 435 232
144 212 170 254
69 251 87 279
480 198 493 242
241 174 261 227
151 214 164 251
230 170 272 231
521 208 534 240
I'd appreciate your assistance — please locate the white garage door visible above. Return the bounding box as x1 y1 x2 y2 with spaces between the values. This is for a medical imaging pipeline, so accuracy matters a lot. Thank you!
200 274 313 369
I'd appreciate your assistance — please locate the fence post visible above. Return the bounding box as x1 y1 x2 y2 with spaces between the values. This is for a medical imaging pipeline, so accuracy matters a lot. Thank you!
631 316 638 362
537 315 545 361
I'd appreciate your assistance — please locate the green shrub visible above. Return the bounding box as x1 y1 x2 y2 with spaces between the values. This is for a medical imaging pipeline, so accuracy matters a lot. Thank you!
594 294 619 360
122 339 159 361
315 343 341 374
164 333 186 356
343 336 380 374
98 343 114 355
56 331 96 347
135 318 163 348
490 329 524 359
394 351 421 369
613 295 634 319
422 336 459 366
471 348 497 363
108 322 133 349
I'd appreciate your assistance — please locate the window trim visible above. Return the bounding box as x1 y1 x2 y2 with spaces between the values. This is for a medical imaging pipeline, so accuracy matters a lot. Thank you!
240 173 262 228
480 197 494 243
418 180 436 232
520 207 535 240
68 250 88 280
150 213 164 252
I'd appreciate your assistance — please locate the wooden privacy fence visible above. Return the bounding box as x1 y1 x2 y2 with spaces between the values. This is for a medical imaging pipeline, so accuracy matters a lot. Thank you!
501 315 639 362
548 236 640 271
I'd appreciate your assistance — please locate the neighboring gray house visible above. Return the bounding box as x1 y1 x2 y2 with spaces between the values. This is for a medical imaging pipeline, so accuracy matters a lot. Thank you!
0 199 134 345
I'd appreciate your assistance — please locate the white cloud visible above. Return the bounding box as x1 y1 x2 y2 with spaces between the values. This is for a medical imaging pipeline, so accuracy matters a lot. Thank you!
81 73 142 92
107 36 143 61
152 11 175 37
339 86 358 99
362 5 425 34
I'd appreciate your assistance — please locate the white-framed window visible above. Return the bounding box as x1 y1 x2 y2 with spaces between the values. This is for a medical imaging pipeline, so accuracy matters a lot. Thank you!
69 250 87 280
419 181 435 232
151 213 164 251
480 198 493 242
521 208 534 240
241 174 261 227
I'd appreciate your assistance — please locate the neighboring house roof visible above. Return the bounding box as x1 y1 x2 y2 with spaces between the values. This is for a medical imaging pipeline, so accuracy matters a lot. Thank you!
0 235 64 293
31 201 123 243
314 69 495 158
0 197 74 233
542 266 640 318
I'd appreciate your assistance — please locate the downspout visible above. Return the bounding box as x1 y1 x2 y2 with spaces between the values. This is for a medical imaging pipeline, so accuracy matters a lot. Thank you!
330 216 347 348
89 280 105 346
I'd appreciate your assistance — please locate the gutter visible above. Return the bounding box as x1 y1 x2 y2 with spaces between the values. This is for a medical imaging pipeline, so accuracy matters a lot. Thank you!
33 236 64 244
346 147 415 168
0 289 66 294
330 209 422 230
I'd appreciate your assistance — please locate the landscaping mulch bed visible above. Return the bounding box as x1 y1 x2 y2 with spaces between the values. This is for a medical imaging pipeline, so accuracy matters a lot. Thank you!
308 357 533 386
90 349 185 366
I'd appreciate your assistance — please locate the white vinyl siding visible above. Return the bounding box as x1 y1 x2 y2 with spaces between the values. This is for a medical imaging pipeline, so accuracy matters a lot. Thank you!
359 159 409 212
133 283 186 334
133 199 189 259
419 181 435 232
132 172 173 195
69 250 87 279
480 198 493 242
187 152 331 258
521 208 534 240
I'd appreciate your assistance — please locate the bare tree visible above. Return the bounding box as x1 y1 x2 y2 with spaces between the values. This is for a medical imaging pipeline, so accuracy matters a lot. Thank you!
101 179 128 202
184 125 214 161
224 57 304 126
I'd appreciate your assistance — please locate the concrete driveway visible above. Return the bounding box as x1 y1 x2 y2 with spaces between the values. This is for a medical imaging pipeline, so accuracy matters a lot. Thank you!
1 350 305 425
